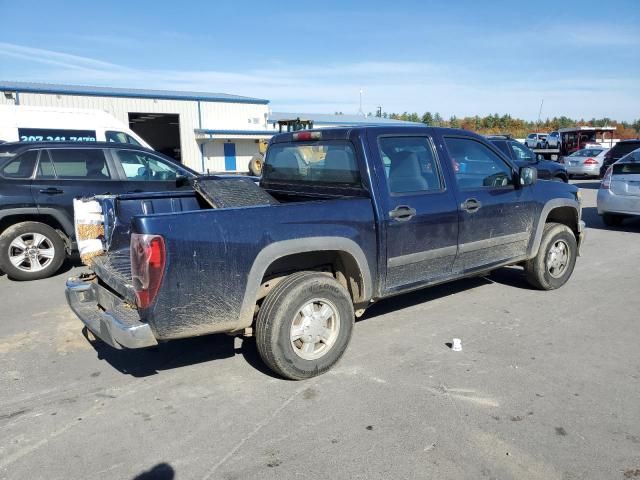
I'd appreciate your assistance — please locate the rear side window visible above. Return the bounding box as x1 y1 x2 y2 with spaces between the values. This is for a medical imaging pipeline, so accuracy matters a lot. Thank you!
49 149 112 179
613 162 640 175
0 150 38 178
105 131 142 146
264 141 361 186
613 142 640 158
378 136 443 194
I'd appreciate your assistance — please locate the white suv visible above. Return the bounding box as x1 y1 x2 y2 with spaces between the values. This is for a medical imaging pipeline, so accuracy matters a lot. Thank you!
545 131 560 148
525 133 548 148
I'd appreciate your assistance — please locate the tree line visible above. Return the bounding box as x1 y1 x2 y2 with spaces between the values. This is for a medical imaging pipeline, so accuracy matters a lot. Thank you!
362 111 640 139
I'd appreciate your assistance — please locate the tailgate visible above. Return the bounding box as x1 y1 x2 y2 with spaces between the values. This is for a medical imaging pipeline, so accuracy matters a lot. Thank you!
76 191 204 301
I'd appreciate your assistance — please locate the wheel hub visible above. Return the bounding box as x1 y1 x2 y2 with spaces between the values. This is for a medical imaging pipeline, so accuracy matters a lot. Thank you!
546 240 569 278
290 299 341 360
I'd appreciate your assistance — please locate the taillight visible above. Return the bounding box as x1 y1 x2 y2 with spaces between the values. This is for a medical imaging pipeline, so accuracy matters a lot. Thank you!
583 158 598 165
130 233 166 309
601 166 613 189
292 131 321 141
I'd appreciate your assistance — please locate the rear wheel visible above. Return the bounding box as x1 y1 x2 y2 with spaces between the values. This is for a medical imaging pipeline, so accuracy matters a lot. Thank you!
0 222 66 281
602 213 624 227
524 222 577 290
255 271 355 380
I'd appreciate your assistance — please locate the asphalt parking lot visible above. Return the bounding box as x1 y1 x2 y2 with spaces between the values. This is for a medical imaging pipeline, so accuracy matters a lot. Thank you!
1 180 639 480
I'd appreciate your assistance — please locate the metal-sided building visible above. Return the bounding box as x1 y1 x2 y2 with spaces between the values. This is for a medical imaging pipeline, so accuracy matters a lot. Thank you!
0 81 272 173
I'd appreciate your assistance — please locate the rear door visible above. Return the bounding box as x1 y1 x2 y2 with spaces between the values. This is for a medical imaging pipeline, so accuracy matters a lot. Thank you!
0 149 38 208
31 148 119 230
443 135 537 272
368 132 459 292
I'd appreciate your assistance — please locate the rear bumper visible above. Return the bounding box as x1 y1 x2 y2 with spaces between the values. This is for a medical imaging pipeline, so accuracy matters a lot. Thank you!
597 189 640 216
566 164 600 176
66 276 157 349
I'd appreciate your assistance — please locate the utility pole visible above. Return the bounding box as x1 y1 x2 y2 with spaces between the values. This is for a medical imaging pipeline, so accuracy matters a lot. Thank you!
376 106 382 118
537 99 544 129
358 89 364 116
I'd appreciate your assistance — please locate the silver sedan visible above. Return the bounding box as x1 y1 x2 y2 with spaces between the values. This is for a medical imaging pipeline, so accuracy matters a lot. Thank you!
597 148 640 226
564 147 609 178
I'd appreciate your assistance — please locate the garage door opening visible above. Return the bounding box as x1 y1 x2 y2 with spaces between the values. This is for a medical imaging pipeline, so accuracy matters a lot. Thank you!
128 113 181 162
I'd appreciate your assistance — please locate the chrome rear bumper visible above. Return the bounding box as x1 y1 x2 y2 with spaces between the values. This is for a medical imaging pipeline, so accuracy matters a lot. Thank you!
66 276 157 349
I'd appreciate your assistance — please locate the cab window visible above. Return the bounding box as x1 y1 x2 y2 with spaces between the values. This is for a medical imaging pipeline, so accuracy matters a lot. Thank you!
378 136 443 194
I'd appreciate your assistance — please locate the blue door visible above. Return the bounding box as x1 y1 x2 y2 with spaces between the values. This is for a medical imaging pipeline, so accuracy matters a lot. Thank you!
224 143 236 171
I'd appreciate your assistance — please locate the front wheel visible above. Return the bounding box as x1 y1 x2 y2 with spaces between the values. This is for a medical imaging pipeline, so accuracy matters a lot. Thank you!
524 223 577 290
255 272 355 380
0 221 66 281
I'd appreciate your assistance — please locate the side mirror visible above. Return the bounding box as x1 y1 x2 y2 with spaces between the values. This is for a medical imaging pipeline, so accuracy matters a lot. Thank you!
519 166 537 186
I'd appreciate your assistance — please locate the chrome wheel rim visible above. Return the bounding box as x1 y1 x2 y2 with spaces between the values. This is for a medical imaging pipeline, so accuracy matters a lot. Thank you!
8 233 56 273
546 240 569 278
290 299 340 360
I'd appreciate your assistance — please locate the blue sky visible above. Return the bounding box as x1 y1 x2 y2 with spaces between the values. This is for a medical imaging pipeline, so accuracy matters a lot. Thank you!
1 0 638 120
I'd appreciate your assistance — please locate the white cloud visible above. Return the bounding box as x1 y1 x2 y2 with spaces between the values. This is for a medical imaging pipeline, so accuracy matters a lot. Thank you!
0 42 637 121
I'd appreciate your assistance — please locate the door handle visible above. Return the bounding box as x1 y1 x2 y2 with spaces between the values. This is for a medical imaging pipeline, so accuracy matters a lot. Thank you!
39 188 64 195
461 198 482 213
389 205 416 222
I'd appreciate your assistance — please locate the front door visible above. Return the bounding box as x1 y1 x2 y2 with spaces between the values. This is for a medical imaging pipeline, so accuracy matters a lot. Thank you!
443 136 536 273
371 134 459 293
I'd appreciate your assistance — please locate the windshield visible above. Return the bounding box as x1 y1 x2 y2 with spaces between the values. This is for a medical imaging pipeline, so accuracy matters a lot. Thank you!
263 140 361 186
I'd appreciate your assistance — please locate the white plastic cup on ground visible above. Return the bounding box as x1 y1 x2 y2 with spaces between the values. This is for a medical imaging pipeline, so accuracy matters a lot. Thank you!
452 338 462 351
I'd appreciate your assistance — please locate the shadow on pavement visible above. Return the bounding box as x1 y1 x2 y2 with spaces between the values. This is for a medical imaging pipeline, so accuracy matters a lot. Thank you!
359 268 533 323
85 327 283 379
132 463 174 480
582 206 640 232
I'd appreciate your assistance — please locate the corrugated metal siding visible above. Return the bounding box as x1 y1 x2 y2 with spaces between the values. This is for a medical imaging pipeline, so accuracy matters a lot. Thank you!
9 93 269 172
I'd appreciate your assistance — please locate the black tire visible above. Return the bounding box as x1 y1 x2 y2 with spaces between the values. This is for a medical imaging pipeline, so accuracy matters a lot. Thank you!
0 222 66 281
524 222 577 290
552 175 566 182
255 271 355 380
602 213 623 227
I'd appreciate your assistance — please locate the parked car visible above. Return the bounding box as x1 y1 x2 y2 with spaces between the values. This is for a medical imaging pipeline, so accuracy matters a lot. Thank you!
66 126 585 380
599 139 640 177
487 135 568 182
525 133 548 149
545 131 560 149
0 142 197 280
0 105 151 147
598 148 640 226
562 147 609 178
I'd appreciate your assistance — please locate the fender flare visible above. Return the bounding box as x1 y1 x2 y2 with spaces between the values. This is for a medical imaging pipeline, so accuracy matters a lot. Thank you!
237 237 373 329
0 207 73 235
528 198 580 258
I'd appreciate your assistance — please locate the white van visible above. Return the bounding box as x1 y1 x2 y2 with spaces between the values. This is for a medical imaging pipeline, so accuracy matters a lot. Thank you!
0 105 151 148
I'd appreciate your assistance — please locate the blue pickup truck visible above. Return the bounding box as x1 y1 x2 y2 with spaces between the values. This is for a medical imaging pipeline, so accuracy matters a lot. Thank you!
66 126 585 379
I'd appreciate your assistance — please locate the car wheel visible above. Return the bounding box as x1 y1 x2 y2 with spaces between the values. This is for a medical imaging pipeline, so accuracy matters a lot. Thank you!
255 271 355 380
0 222 66 281
524 222 577 290
602 213 623 227
551 175 566 182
